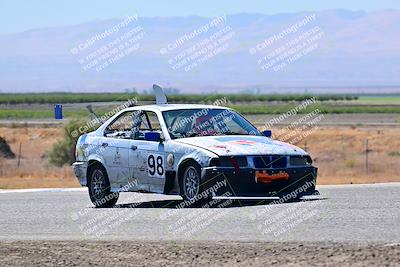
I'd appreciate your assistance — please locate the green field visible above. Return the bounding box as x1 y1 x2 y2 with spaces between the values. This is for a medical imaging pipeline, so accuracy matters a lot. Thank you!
1 104 399 119
0 109 89 119
0 93 399 119
232 104 400 114
356 95 400 105
0 93 357 104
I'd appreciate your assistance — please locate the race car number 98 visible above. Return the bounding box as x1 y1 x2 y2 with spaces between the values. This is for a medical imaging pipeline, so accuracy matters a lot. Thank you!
147 154 165 178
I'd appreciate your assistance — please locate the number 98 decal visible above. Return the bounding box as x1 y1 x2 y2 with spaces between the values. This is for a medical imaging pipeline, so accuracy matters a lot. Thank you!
147 154 165 178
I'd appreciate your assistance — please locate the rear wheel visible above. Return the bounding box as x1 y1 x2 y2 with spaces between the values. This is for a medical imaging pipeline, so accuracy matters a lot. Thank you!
88 164 119 208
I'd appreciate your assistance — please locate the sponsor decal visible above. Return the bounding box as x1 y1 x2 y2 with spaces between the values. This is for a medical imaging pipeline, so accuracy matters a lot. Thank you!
229 140 257 146
255 170 289 184
209 145 231 152
213 137 260 146
113 147 122 165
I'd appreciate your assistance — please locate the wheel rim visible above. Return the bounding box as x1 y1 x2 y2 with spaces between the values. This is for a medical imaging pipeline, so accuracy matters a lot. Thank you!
91 169 104 199
183 166 200 200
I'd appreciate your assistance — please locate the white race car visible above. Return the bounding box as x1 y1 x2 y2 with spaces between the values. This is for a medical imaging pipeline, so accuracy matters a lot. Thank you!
73 85 318 207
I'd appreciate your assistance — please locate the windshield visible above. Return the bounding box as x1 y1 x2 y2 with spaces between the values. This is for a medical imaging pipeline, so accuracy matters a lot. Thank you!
162 108 261 139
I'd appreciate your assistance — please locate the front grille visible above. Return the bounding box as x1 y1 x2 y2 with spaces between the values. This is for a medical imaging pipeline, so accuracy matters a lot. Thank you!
253 155 287 169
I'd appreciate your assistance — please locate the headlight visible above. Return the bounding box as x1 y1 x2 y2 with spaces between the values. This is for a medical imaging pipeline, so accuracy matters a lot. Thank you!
209 156 248 167
209 158 220 167
289 155 312 166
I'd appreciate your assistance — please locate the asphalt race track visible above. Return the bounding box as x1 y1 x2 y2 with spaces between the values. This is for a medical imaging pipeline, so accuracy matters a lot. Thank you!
1 183 400 266
1 183 400 242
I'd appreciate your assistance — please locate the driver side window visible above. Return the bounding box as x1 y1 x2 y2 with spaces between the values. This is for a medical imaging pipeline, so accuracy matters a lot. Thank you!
141 111 161 131
134 111 163 140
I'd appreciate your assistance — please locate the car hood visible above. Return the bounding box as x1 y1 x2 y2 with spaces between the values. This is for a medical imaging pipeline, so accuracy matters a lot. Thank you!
175 135 307 156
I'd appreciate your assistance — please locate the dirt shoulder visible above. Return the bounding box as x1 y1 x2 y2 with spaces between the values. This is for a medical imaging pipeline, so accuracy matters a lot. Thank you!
0 241 399 266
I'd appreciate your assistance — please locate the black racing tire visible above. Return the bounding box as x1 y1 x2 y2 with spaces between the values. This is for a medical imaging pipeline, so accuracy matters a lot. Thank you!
179 162 210 207
88 163 119 208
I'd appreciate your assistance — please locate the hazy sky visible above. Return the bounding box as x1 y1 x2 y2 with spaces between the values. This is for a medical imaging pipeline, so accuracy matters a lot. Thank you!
1 0 399 34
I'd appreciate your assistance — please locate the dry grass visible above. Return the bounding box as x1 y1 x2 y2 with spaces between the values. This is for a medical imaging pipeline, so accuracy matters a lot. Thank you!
273 126 400 184
0 125 399 189
0 127 79 188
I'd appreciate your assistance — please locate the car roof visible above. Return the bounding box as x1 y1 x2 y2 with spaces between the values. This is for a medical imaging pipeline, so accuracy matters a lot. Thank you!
123 104 231 112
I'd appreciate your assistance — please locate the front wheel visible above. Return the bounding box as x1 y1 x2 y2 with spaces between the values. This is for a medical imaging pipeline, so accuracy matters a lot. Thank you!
88 164 119 208
179 163 210 207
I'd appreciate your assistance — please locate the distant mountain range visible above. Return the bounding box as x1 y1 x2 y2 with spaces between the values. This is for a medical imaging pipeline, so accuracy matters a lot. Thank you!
0 9 399 93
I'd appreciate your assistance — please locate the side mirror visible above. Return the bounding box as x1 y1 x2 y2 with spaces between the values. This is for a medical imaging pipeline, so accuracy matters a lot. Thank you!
145 131 162 142
262 130 272 138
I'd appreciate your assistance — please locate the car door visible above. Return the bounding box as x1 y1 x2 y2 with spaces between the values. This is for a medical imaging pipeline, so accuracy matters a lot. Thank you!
102 111 136 189
131 110 166 193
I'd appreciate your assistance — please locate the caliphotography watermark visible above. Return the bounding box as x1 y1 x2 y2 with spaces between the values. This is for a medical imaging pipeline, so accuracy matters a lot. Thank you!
158 179 235 238
70 14 146 72
263 97 325 146
166 97 231 141
249 181 323 238
71 179 143 238
69 97 138 139
160 15 236 72
249 13 325 72
274 109 325 145
264 97 317 128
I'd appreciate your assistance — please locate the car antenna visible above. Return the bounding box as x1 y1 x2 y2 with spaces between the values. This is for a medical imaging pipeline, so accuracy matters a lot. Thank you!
153 84 168 105
86 105 103 124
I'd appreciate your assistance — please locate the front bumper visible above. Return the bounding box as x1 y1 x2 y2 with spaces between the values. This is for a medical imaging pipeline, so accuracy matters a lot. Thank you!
72 161 88 186
201 166 317 197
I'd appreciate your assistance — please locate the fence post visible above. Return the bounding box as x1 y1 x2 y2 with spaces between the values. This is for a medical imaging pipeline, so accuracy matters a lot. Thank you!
17 142 22 168
365 139 369 175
